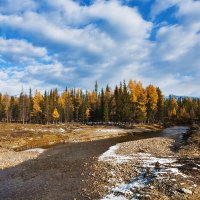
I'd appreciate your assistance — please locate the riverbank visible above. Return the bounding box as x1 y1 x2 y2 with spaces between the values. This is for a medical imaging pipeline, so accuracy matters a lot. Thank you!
0 123 163 170
84 126 200 199
0 123 163 199
1 124 199 199
0 123 162 152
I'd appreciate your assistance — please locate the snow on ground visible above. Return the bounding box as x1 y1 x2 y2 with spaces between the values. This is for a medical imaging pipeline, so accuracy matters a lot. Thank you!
24 127 124 134
59 128 65 133
73 128 84 132
24 127 66 133
100 149 192 199
96 129 121 133
131 153 176 167
101 152 191 199
98 145 132 164
23 148 46 154
101 194 127 200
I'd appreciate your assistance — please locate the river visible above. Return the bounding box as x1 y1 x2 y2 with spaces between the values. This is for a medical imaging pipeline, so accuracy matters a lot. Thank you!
0 126 190 200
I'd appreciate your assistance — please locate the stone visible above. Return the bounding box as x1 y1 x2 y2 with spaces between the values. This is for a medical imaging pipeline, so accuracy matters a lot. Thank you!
181 188 192 195
155 161 160 169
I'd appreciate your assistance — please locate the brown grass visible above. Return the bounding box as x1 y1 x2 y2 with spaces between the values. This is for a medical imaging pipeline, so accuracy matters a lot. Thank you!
0 122 163 151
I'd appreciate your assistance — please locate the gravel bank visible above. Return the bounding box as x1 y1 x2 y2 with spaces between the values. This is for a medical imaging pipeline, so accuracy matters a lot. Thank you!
0 148 44 170
2 124 198 199
0 125 162 200
118 137 174 157
86 127 200 200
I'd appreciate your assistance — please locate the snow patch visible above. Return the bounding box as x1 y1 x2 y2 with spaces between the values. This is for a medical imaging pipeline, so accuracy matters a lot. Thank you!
23 148 46 154
96 129 121 133
133 153 177 168
101 194 127 200
101 126 193 199
101 152 190 199
99 145 132 164
24 127 66 133
73 128 83 132
59 128 65 133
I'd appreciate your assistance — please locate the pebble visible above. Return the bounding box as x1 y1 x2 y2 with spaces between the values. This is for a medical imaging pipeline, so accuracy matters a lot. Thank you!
181 188 193 195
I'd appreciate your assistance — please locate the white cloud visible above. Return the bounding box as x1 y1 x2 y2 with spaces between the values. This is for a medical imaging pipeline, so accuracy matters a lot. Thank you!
0 12 116 54
0 0 153 93
0 71 8 80
0 0 199 96
0 37 49 63
155 24 200 61
0 61 74 95
47 0 152 39
157 75 200 96
151 0 200 22
0 0 38 14
146 0 200 96
151 0 177 17
0 0 152 54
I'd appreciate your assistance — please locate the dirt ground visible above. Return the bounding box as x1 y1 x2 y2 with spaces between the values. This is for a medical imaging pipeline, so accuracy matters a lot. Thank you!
0 123 162 200
0 123 162 151
1 123 199 199
88 126 200 200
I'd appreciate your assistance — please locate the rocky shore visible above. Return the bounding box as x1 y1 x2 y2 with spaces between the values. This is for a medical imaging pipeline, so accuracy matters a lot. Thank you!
1 123 199 199
0 148 45 170
0 123 162 199
83 126 200 200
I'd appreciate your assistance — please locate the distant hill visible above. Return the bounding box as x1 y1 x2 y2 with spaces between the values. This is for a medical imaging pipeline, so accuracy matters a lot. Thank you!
165 94 198 99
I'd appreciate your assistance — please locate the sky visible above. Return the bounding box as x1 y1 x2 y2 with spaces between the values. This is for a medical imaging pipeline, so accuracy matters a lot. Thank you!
0 0 200 96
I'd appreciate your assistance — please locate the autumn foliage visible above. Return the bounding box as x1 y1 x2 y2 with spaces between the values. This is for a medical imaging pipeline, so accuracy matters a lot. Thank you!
0 80 199 124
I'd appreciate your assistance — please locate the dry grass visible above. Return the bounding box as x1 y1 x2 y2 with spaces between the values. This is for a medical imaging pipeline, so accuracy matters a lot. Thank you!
0 123 71 150
0 122 163 151
190 130 200 147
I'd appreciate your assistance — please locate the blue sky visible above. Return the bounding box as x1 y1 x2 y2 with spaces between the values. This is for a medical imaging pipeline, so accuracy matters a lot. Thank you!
0 0 200 96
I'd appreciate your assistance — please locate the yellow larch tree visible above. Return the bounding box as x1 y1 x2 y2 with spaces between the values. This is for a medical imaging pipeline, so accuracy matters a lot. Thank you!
2 94 10 123
128 80 147 122
136 88 147 122
85 107 90 122
128 80 143 103
32 90 43 123
168 97 178 120
146 84 158 123
179 107 190 121
58 91 69 122
52 108 59 123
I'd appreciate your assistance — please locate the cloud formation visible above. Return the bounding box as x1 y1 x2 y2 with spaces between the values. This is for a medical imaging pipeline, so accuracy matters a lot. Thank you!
0 0 199 96
0 37 49 64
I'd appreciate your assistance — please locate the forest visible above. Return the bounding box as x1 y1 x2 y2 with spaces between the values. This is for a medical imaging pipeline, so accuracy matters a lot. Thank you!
0 80 199 124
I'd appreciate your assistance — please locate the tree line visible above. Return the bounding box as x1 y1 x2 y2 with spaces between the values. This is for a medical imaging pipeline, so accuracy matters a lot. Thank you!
0 80 199 124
